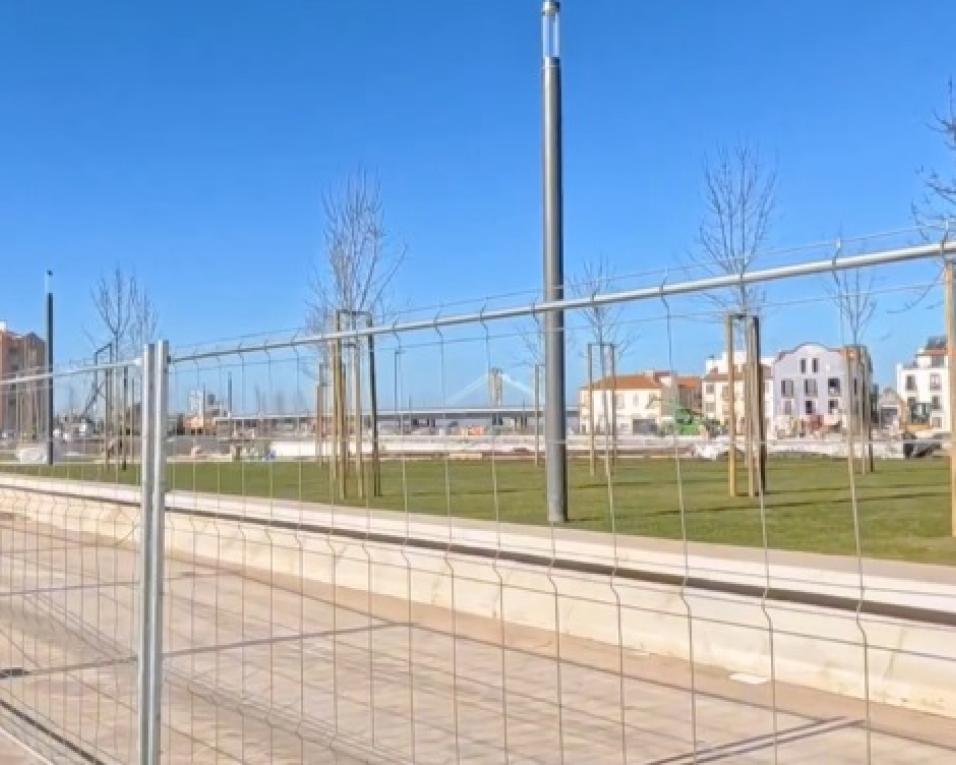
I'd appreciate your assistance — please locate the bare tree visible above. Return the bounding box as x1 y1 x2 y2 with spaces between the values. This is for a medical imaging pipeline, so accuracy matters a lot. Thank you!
830 268 877 348
572 256 634 359
691 143 777 316
829 268 877 473
571 257 636 470
306 170 405 330
91 267 159 357
306 170 404 498
514 318 544 370
691 144 775 479
129 291 159 353
914 79 956 229
91 267 158 465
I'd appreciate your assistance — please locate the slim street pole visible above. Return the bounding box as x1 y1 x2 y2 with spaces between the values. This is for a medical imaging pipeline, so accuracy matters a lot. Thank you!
315 378 323 465
945 260 956 536
843 346 857 477
542 0 567 522
587 343 596 476
745 316 755 498
335 311 349 498
601 343 612 479
352 336 365 500
865 356 875 473
122 365 129 471
726 314 737 496
750 316 767 493
533 362 542 466
393 349 403 445
365 316 381 496
45 271 54 466
609 343 618 469
105 342 114 467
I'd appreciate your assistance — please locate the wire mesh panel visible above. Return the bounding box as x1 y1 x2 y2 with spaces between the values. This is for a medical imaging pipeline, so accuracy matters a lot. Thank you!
4 231 956 763
0 359 144 763
133 230 956 764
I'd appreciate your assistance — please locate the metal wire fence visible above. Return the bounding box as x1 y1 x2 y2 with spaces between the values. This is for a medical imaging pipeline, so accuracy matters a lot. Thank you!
0 359 144 764
2 231 956 762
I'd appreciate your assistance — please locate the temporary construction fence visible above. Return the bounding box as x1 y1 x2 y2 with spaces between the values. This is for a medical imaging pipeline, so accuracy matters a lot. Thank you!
2 231 956 762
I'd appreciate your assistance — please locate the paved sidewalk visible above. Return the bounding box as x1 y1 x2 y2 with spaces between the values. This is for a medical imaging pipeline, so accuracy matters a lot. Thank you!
0 509 953 763
0 733 41 764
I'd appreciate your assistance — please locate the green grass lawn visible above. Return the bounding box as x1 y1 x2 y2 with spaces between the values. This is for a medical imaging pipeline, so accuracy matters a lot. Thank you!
5 456 956 566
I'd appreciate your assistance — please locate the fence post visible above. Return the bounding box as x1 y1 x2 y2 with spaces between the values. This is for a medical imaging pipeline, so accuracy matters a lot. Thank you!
726 313 737 496
946 260 956 537
137 340 168 765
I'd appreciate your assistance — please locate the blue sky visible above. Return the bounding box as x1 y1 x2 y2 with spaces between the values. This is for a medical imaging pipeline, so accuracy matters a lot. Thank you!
1 1 954 397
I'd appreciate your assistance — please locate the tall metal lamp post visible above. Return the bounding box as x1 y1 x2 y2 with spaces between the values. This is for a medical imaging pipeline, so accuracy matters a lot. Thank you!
542 0 567 522
45 270 54 466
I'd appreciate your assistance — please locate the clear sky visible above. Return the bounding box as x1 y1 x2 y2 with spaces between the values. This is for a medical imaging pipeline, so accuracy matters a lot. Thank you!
1 1 954 397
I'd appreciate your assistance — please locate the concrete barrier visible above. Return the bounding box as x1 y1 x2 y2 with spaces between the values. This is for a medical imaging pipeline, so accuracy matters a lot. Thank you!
1 473 955 718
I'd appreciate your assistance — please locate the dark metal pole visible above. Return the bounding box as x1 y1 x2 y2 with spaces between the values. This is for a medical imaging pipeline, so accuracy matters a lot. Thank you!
754 316 767 492
726 314 737 496
542 0 567 523
533 362 542 466
367 320 381 497
45 271 54 466
122 365 129 470
947 260 956 535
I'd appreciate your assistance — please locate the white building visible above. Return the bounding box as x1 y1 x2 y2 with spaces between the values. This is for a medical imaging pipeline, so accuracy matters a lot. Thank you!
579 371 700 435
896 336 949 430
701 351 773 433
772 342 870 436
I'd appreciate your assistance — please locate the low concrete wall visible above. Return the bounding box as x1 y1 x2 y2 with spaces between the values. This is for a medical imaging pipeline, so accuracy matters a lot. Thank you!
1 474 955 718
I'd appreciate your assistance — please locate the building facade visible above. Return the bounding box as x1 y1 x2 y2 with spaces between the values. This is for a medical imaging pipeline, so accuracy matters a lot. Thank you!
701 351 773 433
877 387 904 432
896 336 949 430
0 322 48 439
579 371 700 435
772 342 870 435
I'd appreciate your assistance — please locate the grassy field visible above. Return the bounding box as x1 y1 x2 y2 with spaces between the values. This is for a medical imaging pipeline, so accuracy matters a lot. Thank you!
4 456 956 566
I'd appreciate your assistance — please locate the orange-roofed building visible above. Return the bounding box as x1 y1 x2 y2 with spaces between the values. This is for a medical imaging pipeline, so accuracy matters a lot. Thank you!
579 370 698 435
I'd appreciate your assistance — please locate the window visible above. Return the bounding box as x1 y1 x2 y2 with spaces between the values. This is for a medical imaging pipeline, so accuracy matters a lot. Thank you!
783 400 792 416
931 373 942 391
907 396 916 408
780 379 794 397
704 402 715 414
811 358 819 373
932 395 942 411
905 375 916 392
705 383 714 395
804 379 818 396
799 359 806 374
615 393 624 410
932 355 945 368
829 399 840 415
933 416 944 428
828 377 841 396
632 394 640 406
804 400 815 415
